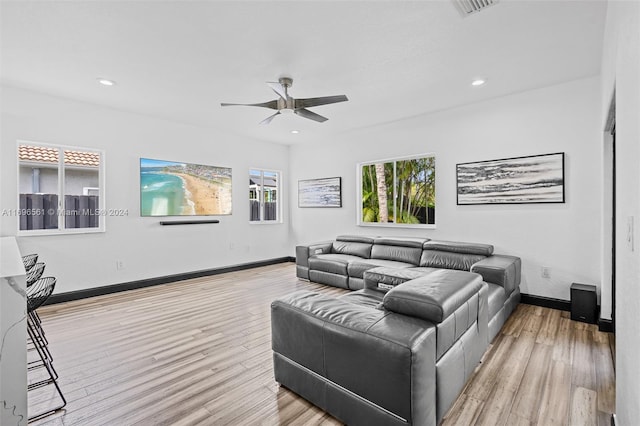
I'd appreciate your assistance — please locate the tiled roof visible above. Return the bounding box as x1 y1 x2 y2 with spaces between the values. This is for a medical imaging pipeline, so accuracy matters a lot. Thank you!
19 145 100 167
64 150 100 167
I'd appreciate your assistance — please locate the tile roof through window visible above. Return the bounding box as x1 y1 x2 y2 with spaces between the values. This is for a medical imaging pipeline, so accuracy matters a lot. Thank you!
19 145 100 167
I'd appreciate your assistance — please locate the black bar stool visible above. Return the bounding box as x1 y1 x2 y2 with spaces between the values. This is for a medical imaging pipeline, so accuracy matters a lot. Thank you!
22 253 39 271
26 276 66 421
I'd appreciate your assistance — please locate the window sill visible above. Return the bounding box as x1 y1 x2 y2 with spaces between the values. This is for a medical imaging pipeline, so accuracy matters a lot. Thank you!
17 227 105 237
357 222 436 230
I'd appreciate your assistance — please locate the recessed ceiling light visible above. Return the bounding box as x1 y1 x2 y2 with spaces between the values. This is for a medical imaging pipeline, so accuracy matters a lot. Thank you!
471 78 486 87
291 130 300 134
97 78 116 86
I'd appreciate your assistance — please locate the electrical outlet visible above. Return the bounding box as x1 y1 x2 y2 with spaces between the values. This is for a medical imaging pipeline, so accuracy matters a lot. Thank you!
116 260 125 270
541 266 550 279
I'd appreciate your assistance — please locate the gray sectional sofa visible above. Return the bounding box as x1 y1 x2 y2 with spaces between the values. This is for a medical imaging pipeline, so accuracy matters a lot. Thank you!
271 235 521 425
295 235 520 341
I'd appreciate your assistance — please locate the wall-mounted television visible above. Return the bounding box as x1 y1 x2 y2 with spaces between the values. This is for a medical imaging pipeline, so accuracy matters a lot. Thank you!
140 158 232 216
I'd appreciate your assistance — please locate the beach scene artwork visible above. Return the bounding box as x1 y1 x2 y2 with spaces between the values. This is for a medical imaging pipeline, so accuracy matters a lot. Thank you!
140 158 232 216
298 177 342 208
456 152 565 205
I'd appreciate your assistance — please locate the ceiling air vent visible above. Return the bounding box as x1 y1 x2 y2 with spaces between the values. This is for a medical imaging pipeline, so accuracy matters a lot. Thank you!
452 0 499 17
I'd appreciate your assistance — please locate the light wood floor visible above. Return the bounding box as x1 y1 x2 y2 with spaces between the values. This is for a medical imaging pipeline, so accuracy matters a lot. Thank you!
28 263 615 426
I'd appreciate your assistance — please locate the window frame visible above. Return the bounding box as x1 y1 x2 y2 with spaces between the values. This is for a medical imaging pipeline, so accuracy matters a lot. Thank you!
356 153 436 229
16 140 106 236
249 167 282 225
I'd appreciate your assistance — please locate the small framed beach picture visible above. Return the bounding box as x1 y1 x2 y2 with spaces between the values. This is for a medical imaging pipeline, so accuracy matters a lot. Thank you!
298 177 342 208
140 157 232 216
456 152 565 205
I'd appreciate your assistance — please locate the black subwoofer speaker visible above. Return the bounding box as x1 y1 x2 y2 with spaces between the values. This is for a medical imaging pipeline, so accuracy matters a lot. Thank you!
570 283 597 324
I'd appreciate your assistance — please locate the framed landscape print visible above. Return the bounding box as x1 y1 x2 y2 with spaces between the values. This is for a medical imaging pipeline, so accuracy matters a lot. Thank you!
456 152 565 205
298 177 342 208
358 154 436 227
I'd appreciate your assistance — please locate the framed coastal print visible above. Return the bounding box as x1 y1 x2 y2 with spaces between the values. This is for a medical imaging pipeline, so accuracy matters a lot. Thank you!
298 177 342 208
140 158 232 216
456 152 565 205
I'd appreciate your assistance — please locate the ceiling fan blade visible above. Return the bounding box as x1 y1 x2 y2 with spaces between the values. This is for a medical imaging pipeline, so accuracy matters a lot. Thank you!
294 95 348 109
266 82 288 100
220 100 278 109
259 111 281 125
294 108 328 123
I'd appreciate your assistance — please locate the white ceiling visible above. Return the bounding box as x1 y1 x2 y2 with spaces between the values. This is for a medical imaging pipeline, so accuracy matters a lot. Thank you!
1 1 607 145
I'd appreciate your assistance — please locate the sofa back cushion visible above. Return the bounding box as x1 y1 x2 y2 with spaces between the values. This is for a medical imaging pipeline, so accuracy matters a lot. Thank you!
419 240 491 271
370 237 426 265
420 251 486 271
336 235 376 244
423 240 493 256
332 235 374 258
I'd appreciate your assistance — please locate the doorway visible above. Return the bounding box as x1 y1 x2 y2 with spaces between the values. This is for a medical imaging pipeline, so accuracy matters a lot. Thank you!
610 123 616 331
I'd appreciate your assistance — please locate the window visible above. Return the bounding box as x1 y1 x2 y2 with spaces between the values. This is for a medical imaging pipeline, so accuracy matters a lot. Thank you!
249 169 280 223
17 141 105 234
358 154 435 228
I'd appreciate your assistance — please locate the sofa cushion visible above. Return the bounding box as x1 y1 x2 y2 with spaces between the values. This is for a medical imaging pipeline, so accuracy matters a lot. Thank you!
340 289 384 309
337 235 376 244
371 243 422 265
309 270 350 289
373 236 429 248
348 259 416 279
407 266 442 275
332 240 372 258
423 240 494 256
382 270 483 323
309 253 362 275
419 250 486 271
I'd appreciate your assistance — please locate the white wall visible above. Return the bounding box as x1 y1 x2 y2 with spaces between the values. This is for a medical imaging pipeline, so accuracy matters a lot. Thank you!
601 1 640 425
290 77 602 302
0 86 291 294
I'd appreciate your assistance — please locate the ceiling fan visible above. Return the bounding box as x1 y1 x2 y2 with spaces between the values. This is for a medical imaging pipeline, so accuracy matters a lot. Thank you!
221 77 348 125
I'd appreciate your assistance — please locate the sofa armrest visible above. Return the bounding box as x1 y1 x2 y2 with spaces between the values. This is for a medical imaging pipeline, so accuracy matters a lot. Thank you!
382 270 483 323
471 255 521 296
295 242 333 279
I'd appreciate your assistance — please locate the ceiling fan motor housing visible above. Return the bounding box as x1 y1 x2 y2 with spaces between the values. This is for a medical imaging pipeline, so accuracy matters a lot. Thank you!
278 77 293 88
277 77 294 111
277 97 295 112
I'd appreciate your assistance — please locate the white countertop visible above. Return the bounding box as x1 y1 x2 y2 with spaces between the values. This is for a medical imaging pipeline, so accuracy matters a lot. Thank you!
0 236 26 278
